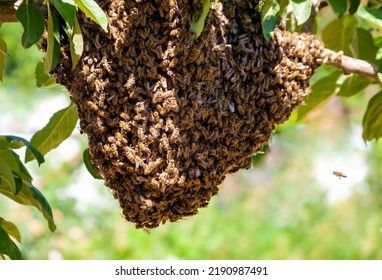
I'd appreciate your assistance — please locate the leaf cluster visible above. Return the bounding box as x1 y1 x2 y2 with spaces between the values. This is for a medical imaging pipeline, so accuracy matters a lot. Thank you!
0 0 107 259
0 103 78 259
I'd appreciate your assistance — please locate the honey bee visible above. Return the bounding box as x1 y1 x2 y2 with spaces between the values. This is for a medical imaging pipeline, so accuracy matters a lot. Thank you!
144 161 157 175
94 80 106 92
124 75 136 90
333 171 347 179
169 128 179 144
87 101 99 111
86 73 97 84
138 142 151 156
237 104 245 115
101 57 115 74
169 58 178 69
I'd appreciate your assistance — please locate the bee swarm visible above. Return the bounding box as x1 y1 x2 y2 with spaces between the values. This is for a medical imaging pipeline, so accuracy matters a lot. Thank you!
52 0 339 228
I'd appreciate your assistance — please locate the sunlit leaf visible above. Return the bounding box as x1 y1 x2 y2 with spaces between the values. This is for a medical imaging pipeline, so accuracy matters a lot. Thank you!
322 15 357 56
260 0 280 40
190 0 210 38
357 6 382 30
0 181 56 232
0 150 32 184
68 17 84 69
297 70 342 120
25 103 78 163
0 158 16 195
337 75 370 97
83 148 102 179
327 0 348 18
0 227 22 260
74 0 108 32
0 217 21 243
349 0 360 15
0 135 44 166
362 91 382 142
15 3 45 49
0 37 6 81
35 61 50 87
291 0 312 26
36 62 58 88
51 0 77 28
0 136 23 149
378 67 382 84
351 28 377 62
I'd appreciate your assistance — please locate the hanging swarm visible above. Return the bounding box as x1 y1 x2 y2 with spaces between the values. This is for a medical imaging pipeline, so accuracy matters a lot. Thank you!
52 0 339 228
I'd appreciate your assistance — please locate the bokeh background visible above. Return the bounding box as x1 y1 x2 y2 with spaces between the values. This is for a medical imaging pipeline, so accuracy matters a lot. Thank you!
1 18 382 259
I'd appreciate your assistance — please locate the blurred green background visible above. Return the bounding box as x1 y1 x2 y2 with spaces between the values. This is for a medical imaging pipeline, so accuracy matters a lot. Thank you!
1 22 382 260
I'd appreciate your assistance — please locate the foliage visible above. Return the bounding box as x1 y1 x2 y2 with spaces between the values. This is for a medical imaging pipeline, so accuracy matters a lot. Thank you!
0 0 381 259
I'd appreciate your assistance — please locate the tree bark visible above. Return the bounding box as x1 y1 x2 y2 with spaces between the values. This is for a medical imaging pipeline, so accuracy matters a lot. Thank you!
0 0 17 22
323 49 379 81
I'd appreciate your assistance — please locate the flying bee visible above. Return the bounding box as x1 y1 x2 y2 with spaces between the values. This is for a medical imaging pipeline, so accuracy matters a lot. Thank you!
333 171 347 179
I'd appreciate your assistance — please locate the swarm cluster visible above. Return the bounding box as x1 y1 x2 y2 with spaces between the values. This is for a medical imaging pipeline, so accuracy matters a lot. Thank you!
52 0 339 228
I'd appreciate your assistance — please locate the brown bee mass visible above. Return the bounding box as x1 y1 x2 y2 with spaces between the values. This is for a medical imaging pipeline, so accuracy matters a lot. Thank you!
52 0 339 228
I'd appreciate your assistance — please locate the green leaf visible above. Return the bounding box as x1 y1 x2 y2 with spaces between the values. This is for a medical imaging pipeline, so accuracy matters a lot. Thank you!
28 182 56 232
1 135 44 166
15 3 45 49
68 17 84 69
362 91 382 142
0 217 21 243
0 136 23 149
51 0 77 28
0 181 56 232
291 0 312 26
25 103 78 163
74 0 108 32
327 0 348 18
378 67 382 83
0 158 16 195
0 150 33 184
351 28 377 62
260 0 280 40
0 227 22 260
337 75 371 97
0 36 6 82
190 0 210 39
36 62 58 88
251 144 269 167
349 0 360 15
35 61 50 87
322 15 357 56
45 7 61 72
297 69 342 120
83 148 102 179
357 6 382 30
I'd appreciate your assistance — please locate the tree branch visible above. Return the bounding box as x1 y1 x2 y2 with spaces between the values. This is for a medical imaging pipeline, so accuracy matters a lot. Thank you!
0 0 18 22
323 49 379 81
